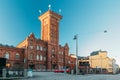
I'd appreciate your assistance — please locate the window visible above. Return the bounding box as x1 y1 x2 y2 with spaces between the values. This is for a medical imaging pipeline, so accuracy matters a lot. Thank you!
59 51 61 54
59 58 63 62
44 56 46 61
29 46 33 49
52 54 55 58
4 52 9 59
30 39 33 43
68 61 70 64
40 46 43 51
51 49 54 53
44 48 46 52
36 55 39 60
16 53 20 59
37 46 39 50
40 55 43 60
43 64 46 69
29 53 33 60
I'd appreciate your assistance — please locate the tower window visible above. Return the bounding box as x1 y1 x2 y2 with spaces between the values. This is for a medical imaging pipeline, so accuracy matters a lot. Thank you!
30 39 33 44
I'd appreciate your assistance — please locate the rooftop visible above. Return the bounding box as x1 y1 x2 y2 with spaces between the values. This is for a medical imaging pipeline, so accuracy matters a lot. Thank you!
0 43 15 48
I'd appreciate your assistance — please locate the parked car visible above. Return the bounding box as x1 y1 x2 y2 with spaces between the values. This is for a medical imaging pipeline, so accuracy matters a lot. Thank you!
54 69 70 73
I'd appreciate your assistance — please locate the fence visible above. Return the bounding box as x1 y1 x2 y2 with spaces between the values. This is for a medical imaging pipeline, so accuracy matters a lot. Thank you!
0 68 27 79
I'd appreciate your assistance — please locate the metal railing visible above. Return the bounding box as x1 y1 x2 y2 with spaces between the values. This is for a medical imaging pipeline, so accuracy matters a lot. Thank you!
0 68 27 79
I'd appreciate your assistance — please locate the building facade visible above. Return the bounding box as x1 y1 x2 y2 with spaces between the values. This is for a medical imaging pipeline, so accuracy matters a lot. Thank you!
0 10 76 70
0 45 24 69
89 50 119 74
78 56 90 74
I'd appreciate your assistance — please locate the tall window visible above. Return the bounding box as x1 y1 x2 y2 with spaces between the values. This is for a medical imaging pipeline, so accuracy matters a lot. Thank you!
4 52 9 59
29 53 33 60
40 46 43 51
16 53 20 59
36 55 39 60
40 55 43 60
44 48 46 52
44 56 46 61
37 46 39 50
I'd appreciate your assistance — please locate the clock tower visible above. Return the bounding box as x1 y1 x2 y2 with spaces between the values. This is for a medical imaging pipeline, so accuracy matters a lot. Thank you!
39 10 62 69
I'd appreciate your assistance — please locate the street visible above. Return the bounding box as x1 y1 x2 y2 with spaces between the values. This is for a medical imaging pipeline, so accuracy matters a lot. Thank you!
21 72 120 80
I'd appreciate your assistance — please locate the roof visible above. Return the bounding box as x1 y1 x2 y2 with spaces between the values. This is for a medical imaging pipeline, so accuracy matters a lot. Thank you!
90 50 107 56
90 51 99 56
0 43 15 48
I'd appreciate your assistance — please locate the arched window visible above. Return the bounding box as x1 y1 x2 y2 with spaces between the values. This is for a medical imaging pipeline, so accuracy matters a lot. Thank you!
36 55 39 60
4 52 9 59
16 53 20 59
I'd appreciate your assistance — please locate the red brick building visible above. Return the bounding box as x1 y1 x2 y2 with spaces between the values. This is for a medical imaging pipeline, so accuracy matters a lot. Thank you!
0 10 76 70
0 45 24 69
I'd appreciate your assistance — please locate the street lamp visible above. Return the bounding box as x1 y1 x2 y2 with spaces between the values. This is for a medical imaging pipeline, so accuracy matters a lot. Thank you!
73 34 78 75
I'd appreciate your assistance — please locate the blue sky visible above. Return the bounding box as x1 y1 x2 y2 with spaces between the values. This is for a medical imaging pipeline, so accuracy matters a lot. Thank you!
0 0 120 64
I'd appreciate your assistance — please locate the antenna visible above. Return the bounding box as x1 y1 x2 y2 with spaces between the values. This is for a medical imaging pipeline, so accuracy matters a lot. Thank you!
59 9 62 14
39 10 42 15
48 4 51 10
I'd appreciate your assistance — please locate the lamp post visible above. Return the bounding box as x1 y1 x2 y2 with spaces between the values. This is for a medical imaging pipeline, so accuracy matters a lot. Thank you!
73 34 78 75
